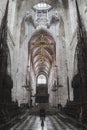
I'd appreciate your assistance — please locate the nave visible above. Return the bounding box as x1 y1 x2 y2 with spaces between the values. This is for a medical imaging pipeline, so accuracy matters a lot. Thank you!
9 111 86 130
0 0 87 130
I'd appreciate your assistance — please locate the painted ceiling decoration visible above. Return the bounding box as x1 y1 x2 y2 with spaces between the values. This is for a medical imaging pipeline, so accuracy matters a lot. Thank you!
30 33 55 76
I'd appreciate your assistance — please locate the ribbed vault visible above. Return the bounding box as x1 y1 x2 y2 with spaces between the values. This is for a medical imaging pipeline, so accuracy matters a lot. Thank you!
29 30 56 77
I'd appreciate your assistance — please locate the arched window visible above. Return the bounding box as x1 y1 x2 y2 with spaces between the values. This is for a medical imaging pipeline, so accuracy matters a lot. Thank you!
37 74 47 84
33 2 51 10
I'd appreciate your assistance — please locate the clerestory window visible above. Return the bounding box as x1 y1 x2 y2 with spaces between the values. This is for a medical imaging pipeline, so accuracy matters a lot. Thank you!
33 2 51 11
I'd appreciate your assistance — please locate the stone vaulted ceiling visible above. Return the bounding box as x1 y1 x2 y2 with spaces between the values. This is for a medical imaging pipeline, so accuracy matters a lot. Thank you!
29 30 56 76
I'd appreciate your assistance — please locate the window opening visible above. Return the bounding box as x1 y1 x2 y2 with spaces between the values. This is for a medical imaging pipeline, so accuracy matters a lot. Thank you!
37 74 47 84
33 2 51 11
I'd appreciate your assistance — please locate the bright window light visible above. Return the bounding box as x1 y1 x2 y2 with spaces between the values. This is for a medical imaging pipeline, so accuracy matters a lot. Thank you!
33 2 51 10
37 74 46 84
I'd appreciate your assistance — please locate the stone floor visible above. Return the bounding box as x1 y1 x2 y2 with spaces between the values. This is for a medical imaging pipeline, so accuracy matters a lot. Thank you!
9 112 86 130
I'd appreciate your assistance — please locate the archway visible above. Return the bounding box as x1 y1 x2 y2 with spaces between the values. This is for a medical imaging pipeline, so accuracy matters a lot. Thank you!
28 29 56 105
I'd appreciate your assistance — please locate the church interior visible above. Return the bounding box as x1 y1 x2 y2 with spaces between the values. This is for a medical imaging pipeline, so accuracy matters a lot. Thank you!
0 0 87 129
